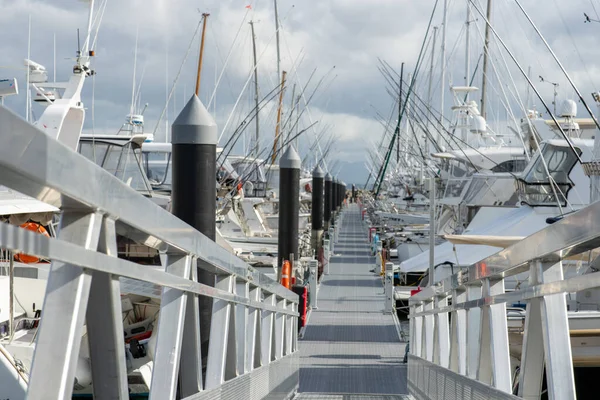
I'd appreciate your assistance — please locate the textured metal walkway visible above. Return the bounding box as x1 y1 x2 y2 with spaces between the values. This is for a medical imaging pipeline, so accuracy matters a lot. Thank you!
297 204 410 399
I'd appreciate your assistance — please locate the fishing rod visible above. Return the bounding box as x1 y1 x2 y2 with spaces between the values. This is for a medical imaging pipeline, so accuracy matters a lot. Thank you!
467 0 583 164
373 0 439 197
514 0 600 131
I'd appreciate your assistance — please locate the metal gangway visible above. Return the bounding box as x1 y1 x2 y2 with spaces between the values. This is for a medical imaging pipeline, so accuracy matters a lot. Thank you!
407 201 600 399
296 204 411 399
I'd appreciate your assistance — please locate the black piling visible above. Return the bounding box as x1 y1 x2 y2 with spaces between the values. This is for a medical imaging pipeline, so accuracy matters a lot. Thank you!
171 94 217 373
311 165 324 258
277 145 301 280
324 173 332 230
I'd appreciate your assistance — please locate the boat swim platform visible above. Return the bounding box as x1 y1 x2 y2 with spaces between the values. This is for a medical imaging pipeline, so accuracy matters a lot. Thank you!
296 204 412 399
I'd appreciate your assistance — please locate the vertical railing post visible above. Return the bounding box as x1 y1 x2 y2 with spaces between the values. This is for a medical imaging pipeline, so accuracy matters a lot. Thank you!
261 294 276 366
180 259 203 396
423 299 435 362
150 254 193 399
466 283 482 379
28 211 103 400
413 303 424 357
433 293 450 368
274 297 286 360
449 288 467 376
86 217 129 399
205 275 235 389
519 260 576 399
246 286 260 372
236 279 250 375
477 277 511 393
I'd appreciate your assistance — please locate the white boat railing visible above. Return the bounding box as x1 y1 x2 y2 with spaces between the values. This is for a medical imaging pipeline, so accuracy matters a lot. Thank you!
0 105 299 400
408 199 600 400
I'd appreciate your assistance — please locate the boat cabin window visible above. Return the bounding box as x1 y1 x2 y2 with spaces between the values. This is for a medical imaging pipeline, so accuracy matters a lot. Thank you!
143 151 172 190
490 159 528 173
79 140 152 195
516 143 581 206
523 143 581 184
440 159 471 178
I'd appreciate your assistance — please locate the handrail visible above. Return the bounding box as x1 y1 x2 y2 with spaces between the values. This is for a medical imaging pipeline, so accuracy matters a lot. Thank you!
0 105 297 303
0 104 300 399
410 200 600 303
407 201 600 399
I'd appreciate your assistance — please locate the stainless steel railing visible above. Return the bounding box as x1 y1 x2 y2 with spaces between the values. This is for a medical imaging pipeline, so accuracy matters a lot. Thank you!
408 200 600 400
0 106 299 400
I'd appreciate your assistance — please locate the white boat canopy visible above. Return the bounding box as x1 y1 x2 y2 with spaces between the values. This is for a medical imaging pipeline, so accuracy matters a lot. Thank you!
399 206 560 274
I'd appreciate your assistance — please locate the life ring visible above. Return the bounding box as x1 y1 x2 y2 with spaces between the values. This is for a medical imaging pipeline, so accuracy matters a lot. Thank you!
14 222 50 263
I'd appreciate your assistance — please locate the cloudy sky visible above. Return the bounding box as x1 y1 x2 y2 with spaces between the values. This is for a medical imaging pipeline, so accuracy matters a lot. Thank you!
2 0 600 184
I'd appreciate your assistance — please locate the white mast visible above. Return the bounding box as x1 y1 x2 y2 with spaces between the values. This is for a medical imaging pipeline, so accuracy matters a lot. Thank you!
53 33 56 82
481 0 493 118
273 0 281 80
465 3 471 91
463 1 472 144
439 0 448 126
26 15 31 123
131 28 139 115
427 26 439 154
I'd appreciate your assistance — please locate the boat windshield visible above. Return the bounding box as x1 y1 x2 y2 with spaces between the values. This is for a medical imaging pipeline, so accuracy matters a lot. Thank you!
522 143 581 184
143 151 172 190
79 139 153 195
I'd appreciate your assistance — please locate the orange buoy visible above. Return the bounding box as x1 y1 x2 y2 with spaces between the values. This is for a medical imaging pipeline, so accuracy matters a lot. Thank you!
14 222 50 264
280 260 292 289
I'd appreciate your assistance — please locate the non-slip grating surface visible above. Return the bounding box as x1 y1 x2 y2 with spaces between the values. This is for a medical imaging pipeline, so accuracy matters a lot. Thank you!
293 394 412 400
298 204 410 397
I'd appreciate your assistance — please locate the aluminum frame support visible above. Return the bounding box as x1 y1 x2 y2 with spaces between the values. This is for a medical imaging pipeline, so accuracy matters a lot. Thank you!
85 217 129 399
476 278 511 393
449 289 467 376
260 294 276 366
180 261 203 396
519 261 575 400
423 300 435 362
205 275 235 389
150 254 193 399
433 294 450 368
28 211 103 400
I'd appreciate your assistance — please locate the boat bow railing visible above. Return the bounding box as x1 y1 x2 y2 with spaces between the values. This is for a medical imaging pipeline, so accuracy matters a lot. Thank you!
0 105 299 399
408 197 600 400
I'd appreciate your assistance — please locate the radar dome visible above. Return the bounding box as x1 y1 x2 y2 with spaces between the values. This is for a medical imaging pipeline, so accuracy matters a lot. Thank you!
470 115 487 134
560 99 577 118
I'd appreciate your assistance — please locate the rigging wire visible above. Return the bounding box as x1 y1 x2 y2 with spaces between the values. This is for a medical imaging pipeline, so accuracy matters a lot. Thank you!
468 0 583 165
373 0 441 196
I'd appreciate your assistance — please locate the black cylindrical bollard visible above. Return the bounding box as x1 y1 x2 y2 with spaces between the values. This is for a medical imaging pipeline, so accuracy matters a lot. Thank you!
278 145 301 280
324 173 332 230
311 165 324 256
352 184 356 203
171 94 217 372
335 178 341 212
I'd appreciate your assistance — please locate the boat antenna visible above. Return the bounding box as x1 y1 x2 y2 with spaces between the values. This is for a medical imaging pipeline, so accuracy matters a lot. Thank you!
514 0 600 132
538 75 559 116
467 0 583 164
584 12 600 23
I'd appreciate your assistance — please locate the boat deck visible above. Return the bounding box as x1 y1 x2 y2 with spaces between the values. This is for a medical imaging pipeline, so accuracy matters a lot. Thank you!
297 204 411 399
